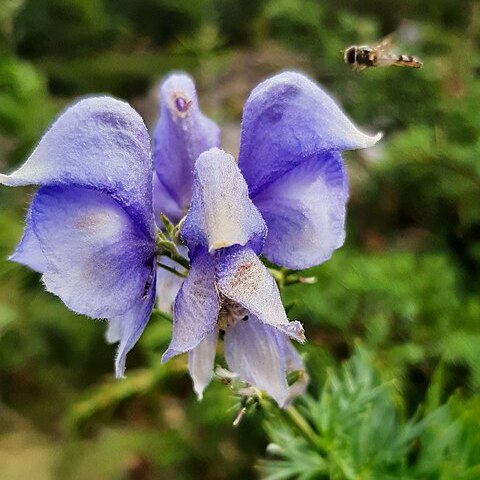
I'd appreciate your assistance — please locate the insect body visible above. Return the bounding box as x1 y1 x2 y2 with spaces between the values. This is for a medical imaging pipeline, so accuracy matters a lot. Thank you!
344 36 422 71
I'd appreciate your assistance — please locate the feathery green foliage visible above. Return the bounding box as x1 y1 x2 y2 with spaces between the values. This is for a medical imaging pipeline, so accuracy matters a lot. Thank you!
1 0 479 478
260 347 480 480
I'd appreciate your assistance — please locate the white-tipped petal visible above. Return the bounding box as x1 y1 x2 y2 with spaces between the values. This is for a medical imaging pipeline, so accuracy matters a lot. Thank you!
181 148 266 254
188 329 218 400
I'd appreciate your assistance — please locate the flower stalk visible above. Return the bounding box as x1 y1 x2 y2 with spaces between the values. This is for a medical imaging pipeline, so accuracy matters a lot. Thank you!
155 231 190 271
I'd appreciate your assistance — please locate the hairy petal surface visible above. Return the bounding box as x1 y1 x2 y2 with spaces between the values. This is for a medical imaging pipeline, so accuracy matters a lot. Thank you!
253 152 348 269
188 329 218 400
111 264 157 378
31 185 155 319
216 245 305 342
10 212 48 273
182 148 266 253
224 316 289 407
153 73 220 223
0 97 154 236
162 247 219 362
238 71 381 196
152 172 184 225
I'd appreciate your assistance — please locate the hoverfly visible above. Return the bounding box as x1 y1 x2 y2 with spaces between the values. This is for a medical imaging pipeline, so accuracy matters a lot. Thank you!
344 35 422 72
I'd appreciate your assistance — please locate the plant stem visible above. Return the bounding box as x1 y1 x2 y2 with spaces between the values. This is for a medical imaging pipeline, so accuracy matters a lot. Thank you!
284 405 327 454
169 252 190 270
157 262 187 278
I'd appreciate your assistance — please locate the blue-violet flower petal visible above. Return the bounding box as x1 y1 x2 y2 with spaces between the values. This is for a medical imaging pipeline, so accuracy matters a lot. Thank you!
153 73 220 223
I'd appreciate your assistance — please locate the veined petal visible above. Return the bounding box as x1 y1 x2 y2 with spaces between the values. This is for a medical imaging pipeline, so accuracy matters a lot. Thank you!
156 245 188 313
152 171 184 226
9 211 47 273
182 148 266 253
253 152 348 269
113 263 157 378
238 71 381 196
162 247 219 362
224 315 289 407
188 329 218 400
0 97 154 237
153 73 220 223
31 185 155 319
216 245 305 342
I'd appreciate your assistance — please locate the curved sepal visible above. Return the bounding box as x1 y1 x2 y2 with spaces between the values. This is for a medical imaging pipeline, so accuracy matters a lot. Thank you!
153 73 220 223
161 247 219 362
188 329 218 400
238 71 380 196
216 245 305 342
31 185 155 319
0 96 154 236
182 148 266 253
112 263 157 378
253 152 348 269
224 316 289 407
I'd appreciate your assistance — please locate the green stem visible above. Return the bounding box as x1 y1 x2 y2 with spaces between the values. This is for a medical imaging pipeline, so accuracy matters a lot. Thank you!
284 405 358 478
268 268 285 288
157 262 187 278
155 229 190 271
284 405 327 454
284 274 317 286
155 242 190 271
168 252 190 271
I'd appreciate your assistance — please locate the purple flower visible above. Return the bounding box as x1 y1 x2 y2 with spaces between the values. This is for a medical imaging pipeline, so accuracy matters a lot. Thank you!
155 245 188 313
152 73 220 224
161 148 306 406
152 73 220 314
153 71 380 270
0 97 157 377
238 72 380 269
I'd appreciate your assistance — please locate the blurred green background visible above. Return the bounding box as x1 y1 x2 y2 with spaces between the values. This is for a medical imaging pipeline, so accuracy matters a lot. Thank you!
1 0 480 479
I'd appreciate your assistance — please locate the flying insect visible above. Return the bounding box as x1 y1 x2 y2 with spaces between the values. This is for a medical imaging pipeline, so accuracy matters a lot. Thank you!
344 35 422 71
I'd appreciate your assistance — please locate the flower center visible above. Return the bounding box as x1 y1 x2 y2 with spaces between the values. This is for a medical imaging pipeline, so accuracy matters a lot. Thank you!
217 296 249 335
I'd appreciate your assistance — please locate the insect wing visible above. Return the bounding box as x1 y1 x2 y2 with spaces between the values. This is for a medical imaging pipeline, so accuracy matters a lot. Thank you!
370 34 398 66
373 33 422 68
372 33 395 55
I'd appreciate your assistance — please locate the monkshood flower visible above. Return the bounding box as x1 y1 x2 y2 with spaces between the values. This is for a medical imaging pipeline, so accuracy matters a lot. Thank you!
238 72 380 269
0 98 157 377
152 72 220 224
161 147 306 407
153 73 220 314
153 71 381 271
